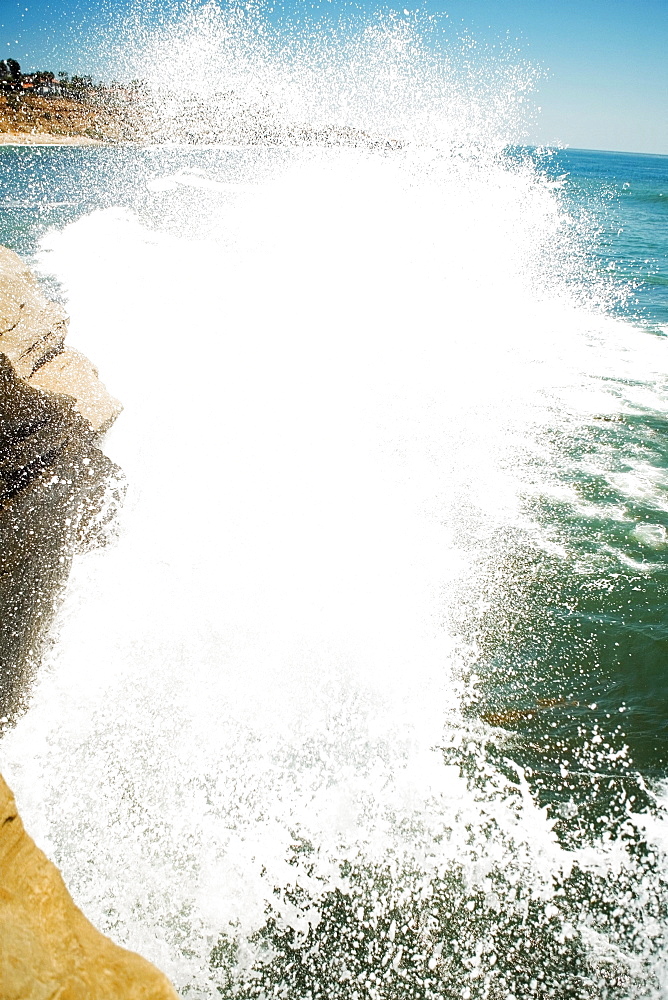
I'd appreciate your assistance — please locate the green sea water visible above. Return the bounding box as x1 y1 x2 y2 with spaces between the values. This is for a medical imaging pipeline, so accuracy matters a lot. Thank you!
486 149 668 767
455 150 668 843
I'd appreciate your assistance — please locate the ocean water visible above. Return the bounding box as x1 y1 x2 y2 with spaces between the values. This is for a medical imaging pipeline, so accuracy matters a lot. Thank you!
2 9 668 998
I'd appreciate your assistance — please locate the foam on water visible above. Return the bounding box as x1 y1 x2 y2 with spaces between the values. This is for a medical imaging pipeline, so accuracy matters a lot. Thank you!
3 5 668 997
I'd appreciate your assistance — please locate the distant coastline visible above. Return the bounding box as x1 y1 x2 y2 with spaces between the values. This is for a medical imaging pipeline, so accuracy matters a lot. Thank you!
0 132 104 145
0 60 402 148
0 60 142 144
0 92 140 145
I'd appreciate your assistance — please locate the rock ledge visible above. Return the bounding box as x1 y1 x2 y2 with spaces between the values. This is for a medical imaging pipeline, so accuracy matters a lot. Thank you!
0 245 124 718
0 773 179 999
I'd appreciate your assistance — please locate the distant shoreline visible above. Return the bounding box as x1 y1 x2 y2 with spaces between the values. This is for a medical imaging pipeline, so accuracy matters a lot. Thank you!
0 132 105 145
0 92 138 144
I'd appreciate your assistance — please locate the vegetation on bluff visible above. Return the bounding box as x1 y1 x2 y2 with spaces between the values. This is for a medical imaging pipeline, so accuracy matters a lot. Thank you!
0 59 144 143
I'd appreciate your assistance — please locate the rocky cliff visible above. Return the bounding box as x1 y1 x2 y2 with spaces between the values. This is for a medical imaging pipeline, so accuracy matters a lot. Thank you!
0 245 123 719
0 248 181 997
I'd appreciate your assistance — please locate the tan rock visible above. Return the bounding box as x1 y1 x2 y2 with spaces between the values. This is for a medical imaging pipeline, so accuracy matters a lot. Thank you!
0 772 179 1000
28 347 122 434
0 249 125 717
0 253 164 997
0 245 120 433
0 246 68 379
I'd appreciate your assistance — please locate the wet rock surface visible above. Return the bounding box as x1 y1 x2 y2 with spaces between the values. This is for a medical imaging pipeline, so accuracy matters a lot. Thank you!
0 245 123 722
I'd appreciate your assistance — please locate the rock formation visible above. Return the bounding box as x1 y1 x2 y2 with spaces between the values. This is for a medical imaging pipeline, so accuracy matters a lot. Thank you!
0 91 145 144
0 249 180 996
0 245 123 720
0 772 180 999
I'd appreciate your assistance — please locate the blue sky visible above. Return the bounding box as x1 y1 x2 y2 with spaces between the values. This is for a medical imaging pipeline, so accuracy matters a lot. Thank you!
0 0 666 154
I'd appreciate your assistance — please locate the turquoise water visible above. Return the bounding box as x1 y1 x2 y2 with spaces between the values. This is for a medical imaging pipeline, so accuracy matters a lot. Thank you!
3 142 668 996
550 148 668 326
496 150 668 766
